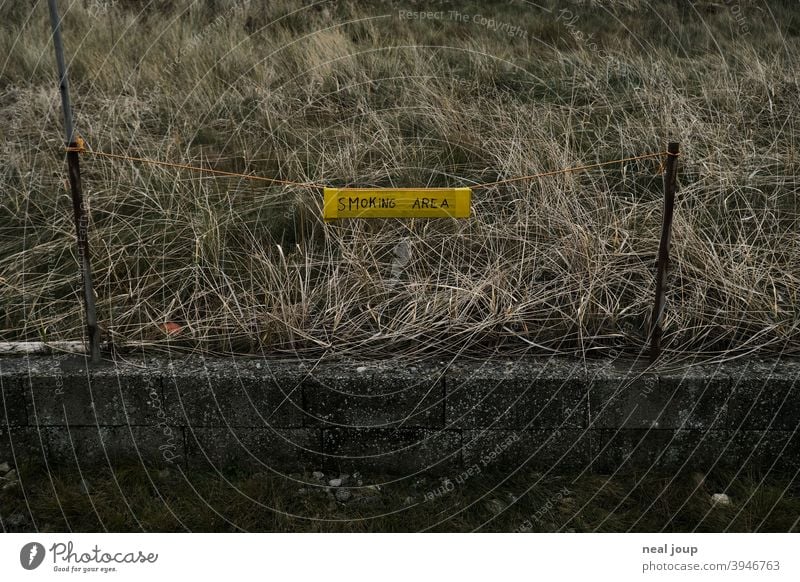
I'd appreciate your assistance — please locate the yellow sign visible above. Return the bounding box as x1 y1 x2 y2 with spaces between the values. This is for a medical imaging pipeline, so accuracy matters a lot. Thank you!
323 187 471 220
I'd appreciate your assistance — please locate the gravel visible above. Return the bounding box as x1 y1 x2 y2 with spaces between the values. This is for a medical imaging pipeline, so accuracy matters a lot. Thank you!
711 493 731 506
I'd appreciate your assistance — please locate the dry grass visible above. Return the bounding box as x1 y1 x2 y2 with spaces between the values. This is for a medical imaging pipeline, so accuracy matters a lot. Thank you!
1 0 799 362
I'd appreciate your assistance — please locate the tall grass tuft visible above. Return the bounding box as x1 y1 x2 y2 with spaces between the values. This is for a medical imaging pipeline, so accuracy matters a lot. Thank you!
1 0 798 361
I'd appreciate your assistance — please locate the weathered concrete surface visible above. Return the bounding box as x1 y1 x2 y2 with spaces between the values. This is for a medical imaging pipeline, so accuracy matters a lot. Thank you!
462 429 593 471
726 360 800 430
25 363 161 426
163 359 305 428
446 359 589 429
0 373 26 427
1 355 798 474
0 427 46 466
45 425 182 465
590 363 727 430
304 360 445 428
322 428 461 474
593 429 800 473
186 427 321 471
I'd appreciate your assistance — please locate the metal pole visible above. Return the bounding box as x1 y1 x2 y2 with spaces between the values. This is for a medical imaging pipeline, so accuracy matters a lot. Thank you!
48 0 101 364
649 142 680 362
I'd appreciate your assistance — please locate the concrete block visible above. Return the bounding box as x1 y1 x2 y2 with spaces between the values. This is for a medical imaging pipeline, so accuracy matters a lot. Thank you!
0 426 48 469
303 360 445 428
45 425 184 466
463 429 593 472
185 427 321 471
0 373 26 427
726 360 800 431
2 354 798 477
590 361 726 430
23 356 162 426
162 358 304 428
322 428 460 474
724 429 800 474
446 359 589 429
593 429 734 473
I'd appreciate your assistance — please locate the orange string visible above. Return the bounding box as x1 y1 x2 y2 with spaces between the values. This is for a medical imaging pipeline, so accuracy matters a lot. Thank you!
67 138 674 190
471 151 670 189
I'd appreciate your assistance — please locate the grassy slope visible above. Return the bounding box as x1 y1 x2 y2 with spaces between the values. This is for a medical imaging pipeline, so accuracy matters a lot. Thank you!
0 0 799 360
2 460 798 532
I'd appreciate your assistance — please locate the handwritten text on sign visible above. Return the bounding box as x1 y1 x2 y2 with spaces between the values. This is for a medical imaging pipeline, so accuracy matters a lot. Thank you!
323 187 471 220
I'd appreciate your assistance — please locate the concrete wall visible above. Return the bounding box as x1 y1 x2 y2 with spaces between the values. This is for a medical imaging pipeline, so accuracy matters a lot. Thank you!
1 355 798 475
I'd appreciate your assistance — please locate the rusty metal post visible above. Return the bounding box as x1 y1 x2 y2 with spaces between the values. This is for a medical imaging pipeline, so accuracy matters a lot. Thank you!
48 0 101 363
649 142 680 362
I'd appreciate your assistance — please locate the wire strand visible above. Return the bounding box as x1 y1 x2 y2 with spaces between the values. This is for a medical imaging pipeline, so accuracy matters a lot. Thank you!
471 151 670 189
67 139 672 191
82 147 324 189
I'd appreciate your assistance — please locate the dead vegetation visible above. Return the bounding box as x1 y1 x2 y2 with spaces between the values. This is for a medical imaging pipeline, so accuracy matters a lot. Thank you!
0 0 798 363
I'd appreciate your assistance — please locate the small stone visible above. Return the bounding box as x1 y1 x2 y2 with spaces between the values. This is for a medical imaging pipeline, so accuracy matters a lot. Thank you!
255 362 262 369
357 480 363 486
0 461 10 474
335 488 352 502
711 493 731 506
329 478 343 487
312 471 325 480
352 471 361 480
356 366 367 373
157 469 171 479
